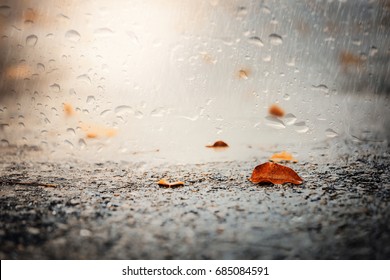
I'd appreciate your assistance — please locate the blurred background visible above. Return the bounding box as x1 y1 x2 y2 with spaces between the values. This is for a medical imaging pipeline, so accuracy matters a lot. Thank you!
0 0 389 164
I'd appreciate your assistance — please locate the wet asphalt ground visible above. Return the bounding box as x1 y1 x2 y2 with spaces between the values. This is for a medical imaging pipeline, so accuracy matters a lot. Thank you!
0 143 389 259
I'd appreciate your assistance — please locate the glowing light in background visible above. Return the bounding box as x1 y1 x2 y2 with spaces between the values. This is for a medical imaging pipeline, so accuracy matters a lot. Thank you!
0 0 389 164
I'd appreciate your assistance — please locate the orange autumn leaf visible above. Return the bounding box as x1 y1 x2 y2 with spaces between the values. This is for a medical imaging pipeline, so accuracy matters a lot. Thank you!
80 122 117 139
268 104 285 117
158 178 185 188
86 132 98 139
206 140 229 148
269 151 298 163
249 162 303 185
5 64 32 80
64 103 75 117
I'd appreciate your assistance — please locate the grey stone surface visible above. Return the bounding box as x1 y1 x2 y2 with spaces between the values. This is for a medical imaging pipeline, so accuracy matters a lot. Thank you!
0 144 389 259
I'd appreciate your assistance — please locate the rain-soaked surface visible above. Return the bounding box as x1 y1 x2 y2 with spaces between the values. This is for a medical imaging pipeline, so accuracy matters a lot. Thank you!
1 144 389 259
0 0 389 259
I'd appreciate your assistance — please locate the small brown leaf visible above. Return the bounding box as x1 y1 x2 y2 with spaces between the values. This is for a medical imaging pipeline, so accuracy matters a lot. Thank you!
249 162 303 185
268 104 285 117
158 179 185 188
269 151 298 163
206 140 229 148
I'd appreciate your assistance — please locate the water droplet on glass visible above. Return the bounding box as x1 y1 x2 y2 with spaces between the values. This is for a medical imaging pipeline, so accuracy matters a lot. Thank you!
294 121 309 133
64 140 74 148
262 55 271 62
65 30 81 42
77 74 91 84
1 139 9 147
135 110 143 119
26 35 38 47
86 95 95 104
351 39 361 46
236 6 248 18
248 36 264 47
221 37 235 46
261 6 271 14
151 107 165 117
325 128 338 138
37 63 45 72
0 5 11 17
94 28 114 37
265 116 286 129
115 105 133 115
284 113 297 125
312 84 329 95
100 109 111 117
283 93 290 100
49 83 61 93
269 34 283 46
78 138 87 149
67 128 76 135
369 46 378 57
286 58 295 67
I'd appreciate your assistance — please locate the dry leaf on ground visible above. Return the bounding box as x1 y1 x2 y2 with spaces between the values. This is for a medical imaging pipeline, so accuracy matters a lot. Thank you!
269 151 298 163
249 162 303 185
206 140 229 148
158 179 185 188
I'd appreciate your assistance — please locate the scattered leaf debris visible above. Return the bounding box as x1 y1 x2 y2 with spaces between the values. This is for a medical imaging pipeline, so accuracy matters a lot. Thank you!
0 180 57 188
269 151 298 163
206 140 229 148
158 179 185 188
249 162 303 185
268 104 285 117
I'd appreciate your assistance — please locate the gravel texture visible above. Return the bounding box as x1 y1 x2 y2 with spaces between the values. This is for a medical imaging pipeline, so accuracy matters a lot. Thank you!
0 144 389 259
